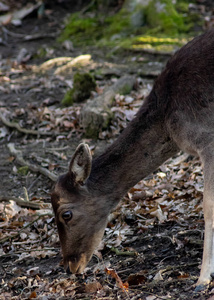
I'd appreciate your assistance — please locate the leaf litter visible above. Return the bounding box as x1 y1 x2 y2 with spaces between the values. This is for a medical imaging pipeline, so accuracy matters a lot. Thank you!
0 3 214 299
0 60 210 299
0 84 207 298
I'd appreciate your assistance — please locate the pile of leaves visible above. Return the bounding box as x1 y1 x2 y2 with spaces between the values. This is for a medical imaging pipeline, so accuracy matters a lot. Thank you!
0 7 214 297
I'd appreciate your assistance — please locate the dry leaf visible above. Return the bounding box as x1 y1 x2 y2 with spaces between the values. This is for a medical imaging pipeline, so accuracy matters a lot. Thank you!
29 291 37 299
153 270 164 281
27 267 40 276
105 268 129 291
146 296 157 300
177 273 189 279
85 281 102 293
150 205 166 223
5 200 22 218
127 273 147 286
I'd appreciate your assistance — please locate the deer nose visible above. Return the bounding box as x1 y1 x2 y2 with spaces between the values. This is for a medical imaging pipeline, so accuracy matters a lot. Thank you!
65 257 80 274
66 266 72 274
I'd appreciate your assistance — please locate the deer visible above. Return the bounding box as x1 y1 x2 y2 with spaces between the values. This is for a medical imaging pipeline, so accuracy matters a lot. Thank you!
51 29 214 292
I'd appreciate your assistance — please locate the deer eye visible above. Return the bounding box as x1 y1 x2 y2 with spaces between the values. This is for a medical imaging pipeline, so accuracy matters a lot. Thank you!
62 211 73 221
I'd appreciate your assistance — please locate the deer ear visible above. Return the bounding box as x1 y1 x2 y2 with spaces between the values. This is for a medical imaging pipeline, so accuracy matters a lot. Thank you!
69 143 92 184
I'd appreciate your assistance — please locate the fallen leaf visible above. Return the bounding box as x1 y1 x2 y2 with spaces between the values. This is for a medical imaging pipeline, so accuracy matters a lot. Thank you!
177 273 189 279
127 273 147 285
105 268 129 291
85 281 102 293
150 205 166 223
146 295 157 300
153 270 164 281
27 267 40 276
29 291 37 299
146 296 157 300
5 200 22 218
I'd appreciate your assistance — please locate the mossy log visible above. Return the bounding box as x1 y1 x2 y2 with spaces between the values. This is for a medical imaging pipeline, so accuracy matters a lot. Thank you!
80 75 136 137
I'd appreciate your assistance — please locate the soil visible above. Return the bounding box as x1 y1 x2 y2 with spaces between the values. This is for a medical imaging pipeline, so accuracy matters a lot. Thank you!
0 1 214 299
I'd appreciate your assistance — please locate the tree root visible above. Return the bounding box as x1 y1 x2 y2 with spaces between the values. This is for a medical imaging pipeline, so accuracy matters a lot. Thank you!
7 143 57 181
0 112 53 136
0 195 41 209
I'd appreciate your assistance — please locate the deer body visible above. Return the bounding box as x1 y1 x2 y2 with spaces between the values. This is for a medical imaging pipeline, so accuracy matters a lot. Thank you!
51 29 214 291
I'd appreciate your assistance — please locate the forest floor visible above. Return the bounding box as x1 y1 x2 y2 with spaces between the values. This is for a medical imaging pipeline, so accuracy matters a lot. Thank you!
0 1 214 299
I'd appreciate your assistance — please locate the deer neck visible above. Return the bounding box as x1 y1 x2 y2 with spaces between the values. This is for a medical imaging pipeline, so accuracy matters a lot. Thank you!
87 94 179 211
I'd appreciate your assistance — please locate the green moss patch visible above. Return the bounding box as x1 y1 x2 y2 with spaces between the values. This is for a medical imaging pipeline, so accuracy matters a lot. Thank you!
143 0 201 35
17 166 29 176
58 13 102 46
62 72 96 106
58 0 202 52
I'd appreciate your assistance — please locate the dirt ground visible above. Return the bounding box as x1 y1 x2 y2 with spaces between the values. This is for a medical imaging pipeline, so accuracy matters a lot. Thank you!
0 1 214 299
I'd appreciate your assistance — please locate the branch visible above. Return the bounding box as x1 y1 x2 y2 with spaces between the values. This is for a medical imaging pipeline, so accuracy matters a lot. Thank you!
80 0 95 14
0 196 41 209
2 26 59 41
7 143 58 181
110 247 137 256
0 112 53 136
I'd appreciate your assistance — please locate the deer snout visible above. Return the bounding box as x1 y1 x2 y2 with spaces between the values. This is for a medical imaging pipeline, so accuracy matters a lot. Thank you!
65 253 88 274
66 266 72 274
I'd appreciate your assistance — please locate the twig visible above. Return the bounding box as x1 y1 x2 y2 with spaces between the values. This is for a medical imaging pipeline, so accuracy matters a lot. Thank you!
141 275 198 290
80 0 95 15
0 112 53 136
110 247 137 256
149 262 199 276
161 262 199 275
0 195 41 209
46 146 69 152
7 143 58 181
81 0 96 14
2 26 59 41
2 26 26 38
134 48 174 56
23 187 29 202
28 175 41 192
24 32 60 41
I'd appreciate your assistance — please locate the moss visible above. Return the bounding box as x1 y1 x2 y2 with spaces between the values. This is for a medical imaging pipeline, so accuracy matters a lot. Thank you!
119 83 133 95
142 0 202 36
37 47 47 58
62 72 96 106
34 46 55 59
144 0 188 35
58 13 102 46
17 166 29 176
175 1 189 13
58 7 139 47
61 89 74 106
58 0 202 50
104 8 133 37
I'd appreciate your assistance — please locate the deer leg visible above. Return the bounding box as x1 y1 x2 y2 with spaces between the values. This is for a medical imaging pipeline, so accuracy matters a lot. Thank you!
195 158 214 292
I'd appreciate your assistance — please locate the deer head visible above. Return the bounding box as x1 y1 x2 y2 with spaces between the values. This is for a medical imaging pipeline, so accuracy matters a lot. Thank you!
51 144 108 273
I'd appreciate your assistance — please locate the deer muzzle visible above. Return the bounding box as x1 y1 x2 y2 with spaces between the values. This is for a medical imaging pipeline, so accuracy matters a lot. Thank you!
65 253 88 274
